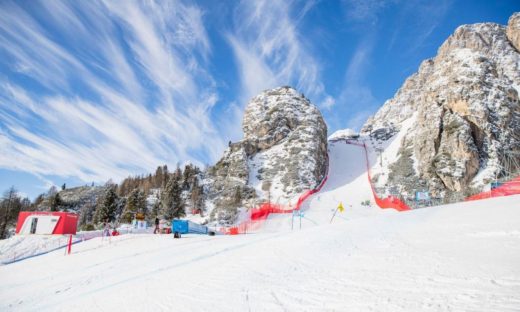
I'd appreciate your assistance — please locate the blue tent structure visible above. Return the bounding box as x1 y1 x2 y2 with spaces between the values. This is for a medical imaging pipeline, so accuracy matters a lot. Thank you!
172 220 209 238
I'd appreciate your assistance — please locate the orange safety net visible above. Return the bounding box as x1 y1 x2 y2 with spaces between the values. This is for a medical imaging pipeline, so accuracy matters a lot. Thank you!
222 138 416 235
221 157 330 235
465 176 520 201
356 140 411 212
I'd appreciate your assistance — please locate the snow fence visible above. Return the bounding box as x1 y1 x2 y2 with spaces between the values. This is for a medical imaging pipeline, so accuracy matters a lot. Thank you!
347 140 411 212
221 156 330 235
465 176 520 201
220 137 415 235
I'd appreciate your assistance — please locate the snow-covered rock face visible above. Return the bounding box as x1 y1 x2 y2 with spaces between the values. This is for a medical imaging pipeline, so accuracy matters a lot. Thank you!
362 13 520 200
507 12 520 52
328 129 359 141
207 86 327 224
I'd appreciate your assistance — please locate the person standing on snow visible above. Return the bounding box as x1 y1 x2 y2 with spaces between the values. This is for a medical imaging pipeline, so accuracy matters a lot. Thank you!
154 217 160 234
103 219 111 237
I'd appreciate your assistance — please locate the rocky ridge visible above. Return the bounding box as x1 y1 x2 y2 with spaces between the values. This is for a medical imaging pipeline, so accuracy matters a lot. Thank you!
362 12 520 202
206 86 328 225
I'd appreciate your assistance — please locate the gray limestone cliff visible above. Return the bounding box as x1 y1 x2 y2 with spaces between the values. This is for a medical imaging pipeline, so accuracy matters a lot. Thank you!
362 12 520 203
206 86 328 225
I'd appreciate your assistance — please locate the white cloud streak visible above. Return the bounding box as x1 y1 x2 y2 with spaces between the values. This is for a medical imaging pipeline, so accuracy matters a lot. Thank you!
226 0 327 104
342 0 395 25
337 38 380 131
337 0 451 131
0 0 223 185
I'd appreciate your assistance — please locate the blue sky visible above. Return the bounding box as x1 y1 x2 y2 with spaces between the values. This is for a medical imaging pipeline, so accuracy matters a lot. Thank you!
0 0 518 199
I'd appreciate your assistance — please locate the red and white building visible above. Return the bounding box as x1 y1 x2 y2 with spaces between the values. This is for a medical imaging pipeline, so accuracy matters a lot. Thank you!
16 212 78 235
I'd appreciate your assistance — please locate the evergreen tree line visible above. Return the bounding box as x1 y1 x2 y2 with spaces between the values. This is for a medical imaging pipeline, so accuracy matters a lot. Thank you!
80 164 205 229
0 164 206 236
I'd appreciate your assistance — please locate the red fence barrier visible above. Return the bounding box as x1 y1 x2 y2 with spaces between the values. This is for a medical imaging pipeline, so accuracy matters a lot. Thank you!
223 155 330 235
222 137 417 235
465 176 520 201
355 140 411 212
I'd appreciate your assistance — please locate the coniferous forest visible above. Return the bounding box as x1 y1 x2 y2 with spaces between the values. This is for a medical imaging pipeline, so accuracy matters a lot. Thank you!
0 163 205 238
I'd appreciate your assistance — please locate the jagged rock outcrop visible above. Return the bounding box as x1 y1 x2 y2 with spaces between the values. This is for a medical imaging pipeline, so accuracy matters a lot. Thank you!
507 12 520 51
362 12 520 201
207 86 328 225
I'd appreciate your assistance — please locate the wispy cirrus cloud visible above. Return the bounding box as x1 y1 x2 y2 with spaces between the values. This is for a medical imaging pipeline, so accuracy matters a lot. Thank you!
0 0 222 185
342 0 396 26
337 38 380 130
337 0 451 131
226 0 328 105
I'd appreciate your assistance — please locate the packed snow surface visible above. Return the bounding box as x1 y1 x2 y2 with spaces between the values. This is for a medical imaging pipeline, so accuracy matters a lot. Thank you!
1 194 519 311
261 140 384 232
1 140 519 311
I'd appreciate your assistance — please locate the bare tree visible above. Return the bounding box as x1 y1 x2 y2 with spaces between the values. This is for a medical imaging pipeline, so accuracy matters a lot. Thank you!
0 187 18 239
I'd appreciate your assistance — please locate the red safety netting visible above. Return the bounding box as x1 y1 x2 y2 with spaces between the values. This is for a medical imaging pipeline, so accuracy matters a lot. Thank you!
355 140 411 212
221 138 415 235
465 176 520 201
221 156 330 235
220 203 293 235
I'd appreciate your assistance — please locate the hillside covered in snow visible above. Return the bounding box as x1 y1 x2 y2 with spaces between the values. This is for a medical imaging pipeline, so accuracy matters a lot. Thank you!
2 129 519 310
1 193 519 311
206 86 327 225
362 12 520 205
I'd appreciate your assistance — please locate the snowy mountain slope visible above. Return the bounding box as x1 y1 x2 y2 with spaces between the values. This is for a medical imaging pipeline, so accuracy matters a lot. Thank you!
206 86 327 225
302 140 387 221
261 139 387 232
362 13 520 203
1 195 519 311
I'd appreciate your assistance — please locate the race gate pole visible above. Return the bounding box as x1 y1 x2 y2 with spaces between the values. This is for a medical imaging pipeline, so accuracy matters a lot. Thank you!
67 234 72 255
330 207 339 224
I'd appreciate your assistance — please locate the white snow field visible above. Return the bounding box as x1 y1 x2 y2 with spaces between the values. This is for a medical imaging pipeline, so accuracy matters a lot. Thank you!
1 140 519 311
1 195 520 311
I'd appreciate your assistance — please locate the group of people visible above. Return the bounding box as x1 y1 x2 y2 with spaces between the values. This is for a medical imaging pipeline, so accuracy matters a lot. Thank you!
100 218 162 236
102 219 119 237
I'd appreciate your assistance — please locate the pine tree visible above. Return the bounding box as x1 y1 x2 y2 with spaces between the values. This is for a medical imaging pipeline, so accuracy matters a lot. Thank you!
151 193 161 219
183 164 192 190
50 192 62 211
161 175 185 220
121 189 147 223
162 165 169 188
154 166 163 188
137 189 147 216
161 177 175 220
172 177 185 219
93 186 118 224
121 189 138 223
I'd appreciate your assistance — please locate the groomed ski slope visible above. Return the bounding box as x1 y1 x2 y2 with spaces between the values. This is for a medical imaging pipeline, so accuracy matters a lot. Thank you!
1 195 519 311
262 139 389 231
302 140 388 222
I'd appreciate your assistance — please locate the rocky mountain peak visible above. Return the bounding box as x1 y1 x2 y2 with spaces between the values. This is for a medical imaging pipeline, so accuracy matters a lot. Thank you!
206 86 327 225
242 86 321 152
362 12 520 204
